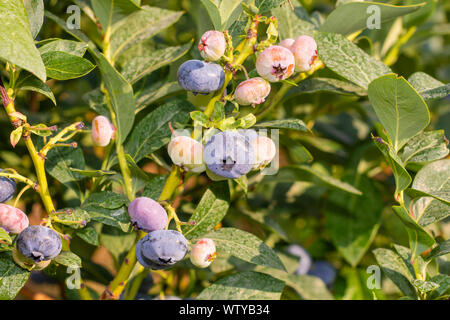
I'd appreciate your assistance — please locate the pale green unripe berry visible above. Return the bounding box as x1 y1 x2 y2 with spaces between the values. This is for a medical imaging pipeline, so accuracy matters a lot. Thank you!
234 77 271 106
198 31 226 62
290 35 318 72
168 136 206 173
251 136 277 169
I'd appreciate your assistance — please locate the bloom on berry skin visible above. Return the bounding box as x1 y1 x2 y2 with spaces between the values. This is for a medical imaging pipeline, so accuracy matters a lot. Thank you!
204 131 255 179
234 77 271 106
190 238 217 268
279 38 295 50
128 197 168 232
0 169 16 203
251 136 277 169
256 45 295 82
198 30 226 62
177 60 225 94
168 136 205 173
290 35 318 72
15 225 62 262
91 115 114 147
0 204 29 234
136 230 188 269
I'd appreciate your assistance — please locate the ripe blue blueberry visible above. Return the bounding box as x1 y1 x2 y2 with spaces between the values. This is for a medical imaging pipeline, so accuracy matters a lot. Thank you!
0 169 16 203
204 131 255 179
136 230 188 269
177 60 225 94
15 225 62 262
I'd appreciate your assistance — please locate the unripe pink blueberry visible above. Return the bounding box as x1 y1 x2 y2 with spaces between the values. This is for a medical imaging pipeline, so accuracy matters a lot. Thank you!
234 77 271 106
251 136 277 169
190 238 217 268
128 197 168 232
198 31 226 62
256 45 295 82
0 204 29 234
290 35 318 72
279 38 295 50
91 115 114 147
168 136 205 173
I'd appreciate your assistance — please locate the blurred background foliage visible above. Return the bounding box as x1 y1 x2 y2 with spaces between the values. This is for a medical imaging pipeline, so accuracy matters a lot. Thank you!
1 0 448 300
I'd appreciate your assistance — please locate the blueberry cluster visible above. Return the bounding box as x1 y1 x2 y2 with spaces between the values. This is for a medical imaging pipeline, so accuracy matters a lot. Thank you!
130 197 217 270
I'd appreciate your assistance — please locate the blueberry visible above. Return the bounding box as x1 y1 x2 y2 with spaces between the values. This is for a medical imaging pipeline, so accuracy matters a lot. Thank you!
168 136 205 173
128 197 168 232
190 238 217 268
91 115 114 147
0 204 29 234
198 30 226 62
307 261 337 286
290 35 318 72
234 77 271 105
204 131 255 179
15 225 62 262
256 45 295 82
0 169 16 203
136 230 188 269
177 60 225 94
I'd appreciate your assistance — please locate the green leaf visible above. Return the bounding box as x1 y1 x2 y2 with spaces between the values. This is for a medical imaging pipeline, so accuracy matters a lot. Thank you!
125 99 193 162
426 240 450 261
44 11 100 58
408 72 450 101
263 165 363 195
135 81 182 113
315 31 391 89
190 111 211 128
284 77 367 99
411 159 450 227
41 51 95 80
16 72 56 105
256 267 334 300
55 208 90 230
100 226 136 266
81 192 131 232
141 175 168 200
98 53 135 144
122 42 192 84
183 182 230 239
272 4 316 38
234 175 248 194
38 39 88 57
46 145 86 183
372 136 411 195
392 206 435 256
69 168 117 178
124 154 151 195
413 279 439 294
406 189 450 206
200 0 244 31
256 0 288 13
429 274 450 299
253 119 308 132
319 2 424 35
368 74 430 152
0 0 46 81
23 0 44 39
401 130 449 165
373 248 417 298
0 252 30 300
91 0 140 31
0 228 12 245
54 251 82 268
197 271 285 300
326 174 382 266
195 228 286 271
110 6 183 60
76 226 99 246
10 126 23 148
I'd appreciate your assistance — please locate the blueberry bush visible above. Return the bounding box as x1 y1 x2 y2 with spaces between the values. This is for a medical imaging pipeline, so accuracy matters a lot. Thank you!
0 0 449 301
